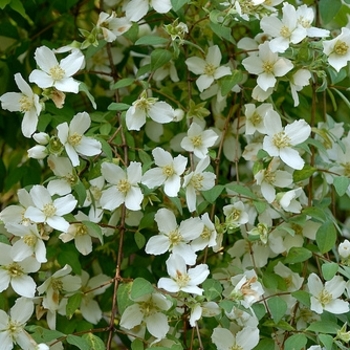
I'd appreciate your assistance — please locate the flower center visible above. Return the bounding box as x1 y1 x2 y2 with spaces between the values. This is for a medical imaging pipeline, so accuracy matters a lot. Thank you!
49 65 65 81
75 223 88 236
249 112 262 127
272 131 291 149
117 179 131 194
168 229 182 246
6 320 21 336
175 270 190 288
48 136 64 155
6 262 24 277
334 40 349 55
264 170 276 184
190 173 204 190
201 226 211 240
280 26 291 39
204 63 216 76
23 235 37 247
191 135 203 147
230 344 243 350
140 300 156 317
52 278 64 291
342 162 350 177
90 185 102 200
64 173 78 185
19 95 33 112
68 132 82 146
319 289 332 307
162 164 174 177
43 203 56 218
262 61 274 73
291 223 303 235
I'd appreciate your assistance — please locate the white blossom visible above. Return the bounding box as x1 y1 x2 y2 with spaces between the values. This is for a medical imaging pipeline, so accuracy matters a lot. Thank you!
125 0 172 22
29 46 84 93
212 327 260 350
96 12 132 42
0 73 42 137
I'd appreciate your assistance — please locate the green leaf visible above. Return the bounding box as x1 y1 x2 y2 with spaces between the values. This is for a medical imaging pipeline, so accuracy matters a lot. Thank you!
316 221 336 254
203 279 223 301
96 138 113 160
253 339 275 350
226 183 258 199
138 149 153 170
306 321 340 334
134 231 146 249
171 0 190 11
135 36 169 46
108 103 130 111
73 180 87 207
322 262 339 281
319 0 341 24
219 70 243 96
202 185 224 203
151 49 172 71
293 165 317 182
302 207 327 223
219 300 235 313
66 293 82 320
136 63 151 78
319 333 334 350
130 277 154 300
253 200 267 214
138 212 155 231
0 0 11 9
209 22 234 43
66 335 90 350
284 334 307 350
117 282 133 315
82 220 104 244
26 326 65 343
267 296 287 323
284 246 312 264
291 290 310 308
112 78 135 90
9 0 27 19
79 82 97 109
131 339 144 350
333 176 350 196
82 334 105 350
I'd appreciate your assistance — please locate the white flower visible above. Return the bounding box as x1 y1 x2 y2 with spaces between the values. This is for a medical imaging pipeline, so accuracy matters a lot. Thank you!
278 188 304 213
145 208 203 265
125 0 172 22
96 12 132 42
180 123 218 159
308 273 349 314
4 223 47 263
260 3 307 53
120 292 172 340
57 112 102 167
212 327 260 350
158 254 210 295
182 156 216 212
24 185 77 232
263 109 311 170
242 41 293 91
37 265 81 312
141 147 187 197
189 301 220 327
0 243 40 298
126 93 174 131
274 262 303 291
29 46 85 93
0 73 42 137
0 297 42 350
323 27 350 72
339 239 350 259
296 5 330 38
59 211 102 255
100 161 143 211
185 45 231 92
254 158 293 203
244 103 272 135
290 69 312 107
79 271 111 324
191 213 217 252
223 201 249 230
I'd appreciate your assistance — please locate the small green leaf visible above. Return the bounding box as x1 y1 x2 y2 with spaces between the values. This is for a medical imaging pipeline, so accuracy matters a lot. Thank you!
79 82 96 109
108 103 130 111
151 49 172 71
291 290 310 307
319 0 341 24
82 220 104 244
0 0 11 9
253 200 267 214
25 326 65 343
322 262 339 281
117 282 133 315
96 137 113 160
73 180 87 207
284 246 312 264
131 339 144 350
316 221 336 254
209 22 234 43
112 78 134 90
219 70 243 96
134 231 146 249
130 278 154 300
66 293 82 320
138 212 155 230
253 339 276 350
284 334 307 350
333 176 350 196
135 36 169 46
66 335 90 350
9 0 28 19
302 207 327 222
171 0 190 11
219 300 235 313
226 183 258 199
82 333 106 350
203 279 223 301
293 165 317 182
319 333 334 350
202 185 224 203
267 296 287 323
306 321 340 334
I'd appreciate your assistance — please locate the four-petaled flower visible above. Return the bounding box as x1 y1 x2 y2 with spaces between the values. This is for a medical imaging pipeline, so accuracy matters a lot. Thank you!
211 327 260 350
185 45 231 92
0 73 42 137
